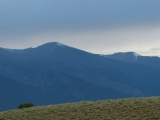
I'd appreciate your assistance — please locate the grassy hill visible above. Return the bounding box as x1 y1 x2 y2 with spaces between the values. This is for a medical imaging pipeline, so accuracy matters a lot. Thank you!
0 97 160 120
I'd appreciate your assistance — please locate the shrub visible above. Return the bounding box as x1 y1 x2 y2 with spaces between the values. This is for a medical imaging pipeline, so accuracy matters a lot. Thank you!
18 103 34 109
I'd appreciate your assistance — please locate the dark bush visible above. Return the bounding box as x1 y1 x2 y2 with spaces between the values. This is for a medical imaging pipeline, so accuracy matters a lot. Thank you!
18 103 34 109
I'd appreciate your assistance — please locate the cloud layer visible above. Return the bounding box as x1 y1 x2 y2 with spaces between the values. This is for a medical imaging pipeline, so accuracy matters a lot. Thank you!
0 0 160 56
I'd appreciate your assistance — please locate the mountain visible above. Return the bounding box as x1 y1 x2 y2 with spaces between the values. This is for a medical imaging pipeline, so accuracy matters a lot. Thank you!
105 52 160 68
0 42 160 111
103 52 140 62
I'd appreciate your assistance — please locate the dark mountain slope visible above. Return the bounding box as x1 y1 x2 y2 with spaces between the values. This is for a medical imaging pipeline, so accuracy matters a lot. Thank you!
1 73 125 111
0 74 61 111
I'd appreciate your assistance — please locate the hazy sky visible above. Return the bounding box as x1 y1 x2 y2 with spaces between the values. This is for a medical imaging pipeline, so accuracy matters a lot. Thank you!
1 0 160 56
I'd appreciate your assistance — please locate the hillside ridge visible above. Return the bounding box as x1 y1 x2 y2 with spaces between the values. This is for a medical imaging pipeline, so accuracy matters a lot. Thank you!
0 96 160 120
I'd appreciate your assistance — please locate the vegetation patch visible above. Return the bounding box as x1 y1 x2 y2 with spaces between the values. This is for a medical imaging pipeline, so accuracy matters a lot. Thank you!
18 103 34 109
0 97 160 120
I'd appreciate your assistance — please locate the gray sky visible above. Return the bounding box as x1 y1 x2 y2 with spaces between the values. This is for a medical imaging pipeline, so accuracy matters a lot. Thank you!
1 0 160 56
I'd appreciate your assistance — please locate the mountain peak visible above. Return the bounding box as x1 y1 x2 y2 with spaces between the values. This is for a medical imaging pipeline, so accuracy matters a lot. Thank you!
113 52 140 55
39 42 65 47
20 42 68 55
34 42 66 51
118 52 140 58
132 52 140 58
56 42 64 46
104 52 141 62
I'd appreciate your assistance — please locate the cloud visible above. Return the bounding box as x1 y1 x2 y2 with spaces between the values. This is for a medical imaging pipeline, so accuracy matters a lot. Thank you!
0 0 160 56
0 0 160 31
151 48 160 50
1 24 160 56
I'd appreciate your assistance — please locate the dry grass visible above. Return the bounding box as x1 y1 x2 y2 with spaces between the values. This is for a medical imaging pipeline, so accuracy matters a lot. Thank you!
0 97 160 120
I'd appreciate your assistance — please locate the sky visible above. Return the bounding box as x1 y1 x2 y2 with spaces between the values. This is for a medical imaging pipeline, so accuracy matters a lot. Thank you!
0 0 160 56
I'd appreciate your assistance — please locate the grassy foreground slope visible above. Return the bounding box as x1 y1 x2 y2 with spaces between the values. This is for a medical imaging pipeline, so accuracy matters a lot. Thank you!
0 97 160 120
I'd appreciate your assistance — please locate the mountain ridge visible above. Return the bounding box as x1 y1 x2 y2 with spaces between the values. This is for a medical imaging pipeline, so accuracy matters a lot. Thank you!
105 52 160 68
0 42 160 111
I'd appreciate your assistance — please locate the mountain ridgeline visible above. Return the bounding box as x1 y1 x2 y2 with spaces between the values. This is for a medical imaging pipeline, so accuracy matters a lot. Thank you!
105 52 160 68
0 42 160 111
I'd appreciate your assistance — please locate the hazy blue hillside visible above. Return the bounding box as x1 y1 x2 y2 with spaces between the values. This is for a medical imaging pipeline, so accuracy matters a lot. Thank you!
0 74 79 111
0 42 160 111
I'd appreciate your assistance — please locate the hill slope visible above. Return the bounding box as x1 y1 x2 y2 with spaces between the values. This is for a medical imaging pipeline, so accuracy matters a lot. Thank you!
0 97 160 120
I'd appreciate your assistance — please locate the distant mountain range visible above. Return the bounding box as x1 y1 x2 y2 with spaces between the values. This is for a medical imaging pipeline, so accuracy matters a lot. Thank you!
0 42 160 111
